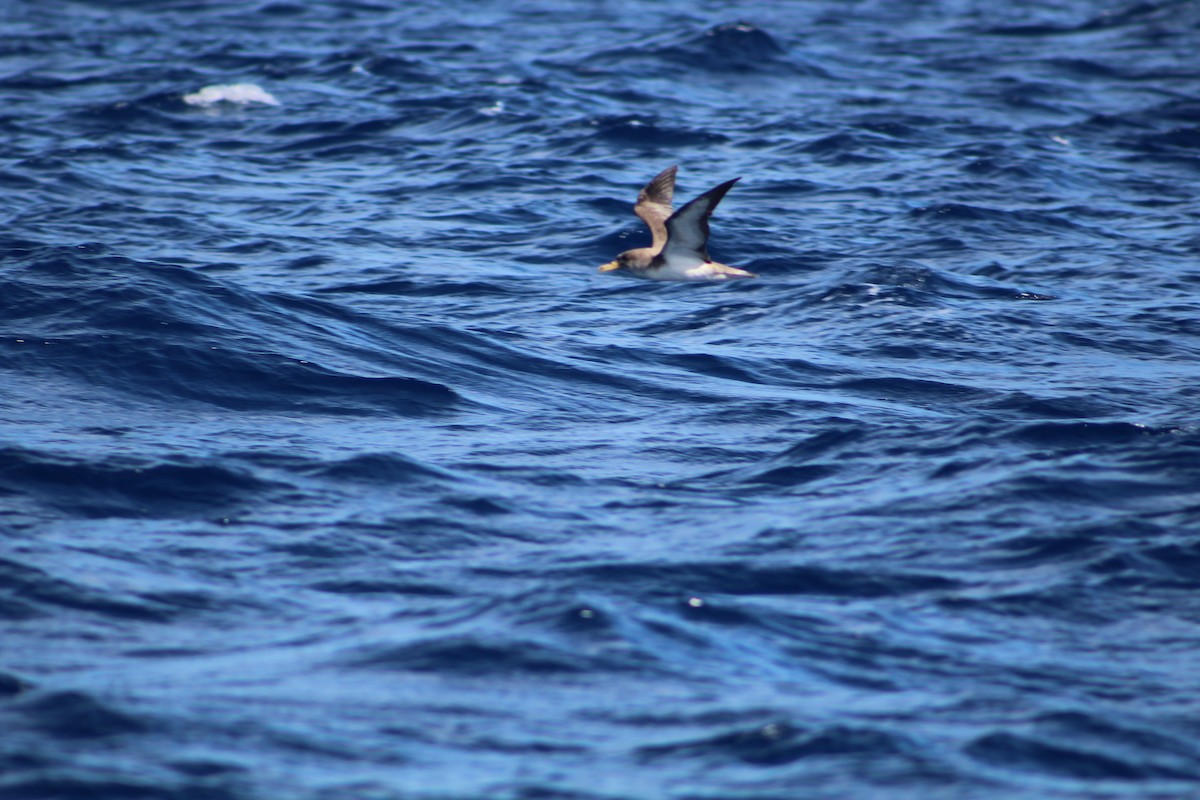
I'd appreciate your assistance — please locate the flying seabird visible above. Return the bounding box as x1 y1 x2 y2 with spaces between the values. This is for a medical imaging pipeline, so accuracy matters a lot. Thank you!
599 165 755 281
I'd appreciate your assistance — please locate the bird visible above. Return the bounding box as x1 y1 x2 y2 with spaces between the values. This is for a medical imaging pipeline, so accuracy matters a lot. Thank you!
599 165 755 281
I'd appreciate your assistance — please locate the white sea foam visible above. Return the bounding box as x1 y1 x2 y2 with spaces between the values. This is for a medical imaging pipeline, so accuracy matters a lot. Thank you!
183 83 280 107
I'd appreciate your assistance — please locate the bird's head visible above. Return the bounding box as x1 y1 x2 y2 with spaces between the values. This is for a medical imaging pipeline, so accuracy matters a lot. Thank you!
598 251 636 273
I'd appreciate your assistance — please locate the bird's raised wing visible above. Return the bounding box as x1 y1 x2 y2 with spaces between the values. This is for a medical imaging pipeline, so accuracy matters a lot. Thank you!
661 177 739 262
633 165 678 252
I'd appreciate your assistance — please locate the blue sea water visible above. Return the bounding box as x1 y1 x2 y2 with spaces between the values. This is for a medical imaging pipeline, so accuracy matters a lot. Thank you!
3 0 1200 797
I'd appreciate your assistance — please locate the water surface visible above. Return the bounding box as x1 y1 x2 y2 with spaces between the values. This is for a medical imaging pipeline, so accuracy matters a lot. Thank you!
3 1 1200 798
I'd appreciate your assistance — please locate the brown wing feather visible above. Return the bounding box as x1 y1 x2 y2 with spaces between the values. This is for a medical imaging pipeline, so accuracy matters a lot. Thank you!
633 165 677 251
660 177 739 263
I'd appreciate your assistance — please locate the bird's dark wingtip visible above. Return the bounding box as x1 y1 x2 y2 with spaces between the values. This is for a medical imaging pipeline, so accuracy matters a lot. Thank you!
702 177 741 205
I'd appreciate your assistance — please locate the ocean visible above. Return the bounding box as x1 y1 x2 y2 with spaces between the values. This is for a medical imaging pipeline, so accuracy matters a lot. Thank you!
2 1 1200 798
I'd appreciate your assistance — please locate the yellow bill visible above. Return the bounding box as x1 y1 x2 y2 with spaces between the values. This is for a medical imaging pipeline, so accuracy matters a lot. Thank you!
598 261 621 272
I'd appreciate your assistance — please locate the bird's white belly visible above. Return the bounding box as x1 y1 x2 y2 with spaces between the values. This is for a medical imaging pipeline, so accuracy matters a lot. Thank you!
647 259 741 281
647 254 718 281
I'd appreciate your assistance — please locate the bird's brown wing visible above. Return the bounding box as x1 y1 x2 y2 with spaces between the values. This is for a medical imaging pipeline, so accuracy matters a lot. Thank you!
633 165 678 252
